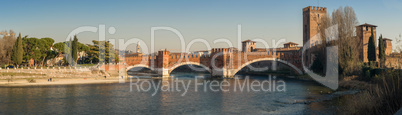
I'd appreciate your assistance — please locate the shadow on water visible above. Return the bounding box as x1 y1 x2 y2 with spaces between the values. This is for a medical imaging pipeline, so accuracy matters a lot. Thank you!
127 67 158 78
169 64 211 79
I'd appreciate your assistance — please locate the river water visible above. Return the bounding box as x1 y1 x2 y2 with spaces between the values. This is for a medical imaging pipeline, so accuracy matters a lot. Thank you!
0 72 336 114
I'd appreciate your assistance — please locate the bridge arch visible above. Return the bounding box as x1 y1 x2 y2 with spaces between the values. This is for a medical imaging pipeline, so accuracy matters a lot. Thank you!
232 58 303 75
126 64 154 71
169 62 211 73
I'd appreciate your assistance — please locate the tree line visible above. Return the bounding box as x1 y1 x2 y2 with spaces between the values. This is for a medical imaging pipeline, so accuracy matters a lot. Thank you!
0 31 119 67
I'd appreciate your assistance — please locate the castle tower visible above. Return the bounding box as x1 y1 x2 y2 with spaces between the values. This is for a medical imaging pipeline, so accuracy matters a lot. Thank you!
356 23 377 62
383 38 392 55
242 40 256 53
303 6 327 47
157 49 170 77
136 42 141 53
157 49 170 69
210 48 231 77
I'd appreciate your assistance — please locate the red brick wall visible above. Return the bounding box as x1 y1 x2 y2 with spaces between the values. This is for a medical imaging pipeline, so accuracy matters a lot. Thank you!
124 49 302 71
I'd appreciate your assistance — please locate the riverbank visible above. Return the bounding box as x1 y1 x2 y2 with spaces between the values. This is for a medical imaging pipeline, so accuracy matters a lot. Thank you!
0 66 127 87
306 74 402 114
0 77 125 87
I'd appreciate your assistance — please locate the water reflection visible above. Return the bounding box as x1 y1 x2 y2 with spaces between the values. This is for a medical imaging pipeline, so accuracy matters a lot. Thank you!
0 73 333 114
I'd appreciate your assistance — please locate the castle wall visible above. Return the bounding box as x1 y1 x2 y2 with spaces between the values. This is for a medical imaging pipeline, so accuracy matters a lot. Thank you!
385 55 402 69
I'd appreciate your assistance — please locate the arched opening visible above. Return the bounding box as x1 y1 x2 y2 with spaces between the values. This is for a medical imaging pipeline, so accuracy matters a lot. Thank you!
170 64 211 79
235 61 298 76
127 65 157 77
233 58 302 78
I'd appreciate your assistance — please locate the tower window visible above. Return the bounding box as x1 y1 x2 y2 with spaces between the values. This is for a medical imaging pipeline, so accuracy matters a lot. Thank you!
318 14 320 18
366 26 368 31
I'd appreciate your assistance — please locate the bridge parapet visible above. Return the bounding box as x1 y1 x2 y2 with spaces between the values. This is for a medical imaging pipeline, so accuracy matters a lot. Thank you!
124 49 303 78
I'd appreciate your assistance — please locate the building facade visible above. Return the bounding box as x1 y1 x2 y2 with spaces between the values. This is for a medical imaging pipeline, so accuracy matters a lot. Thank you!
284 42 299 48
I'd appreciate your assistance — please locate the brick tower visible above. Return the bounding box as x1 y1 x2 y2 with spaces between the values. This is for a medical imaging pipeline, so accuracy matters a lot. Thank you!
242 40 256 53
383 38 392 55
356 23 377 62
157 49 170 68
303 6 327 47
157 49 170 77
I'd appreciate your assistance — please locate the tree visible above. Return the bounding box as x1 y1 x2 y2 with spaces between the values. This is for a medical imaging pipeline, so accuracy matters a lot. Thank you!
86 40 119 64
12 33 23 67
40 37 55 66
72 35 78 65
378 34 385 66
53 40 90 65
367 27 376 62
0 30 16 65
65 38 73 66
53 41 89 53
22 37 55 66
317 6 361 76
22 37 41 65
78 43 89 52
53 42 66 53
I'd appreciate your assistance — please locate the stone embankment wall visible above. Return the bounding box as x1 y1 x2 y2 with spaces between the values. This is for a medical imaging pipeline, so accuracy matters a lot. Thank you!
100 64 125 71
0 67 104 79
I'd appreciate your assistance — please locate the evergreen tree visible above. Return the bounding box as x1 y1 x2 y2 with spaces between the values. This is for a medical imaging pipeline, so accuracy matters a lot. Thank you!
72 35 78 65
11 36 17 64
86 40 118 64
66 38 73 66
367 27 376 62
378 34 385 62
12 33 23 67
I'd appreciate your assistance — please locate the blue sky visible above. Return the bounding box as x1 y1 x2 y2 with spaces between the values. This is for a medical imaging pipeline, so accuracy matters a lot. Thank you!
1 0 401 52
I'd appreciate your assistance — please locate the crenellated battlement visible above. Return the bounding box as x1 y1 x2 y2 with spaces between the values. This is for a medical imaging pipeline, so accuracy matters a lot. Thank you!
122 6 311 77
125 48 303 77
211 48 233 52
169 53 211 59
158 50 170 55
303 6 326 12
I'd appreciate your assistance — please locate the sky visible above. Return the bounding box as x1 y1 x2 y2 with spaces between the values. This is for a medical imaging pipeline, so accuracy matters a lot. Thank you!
1 0 401 53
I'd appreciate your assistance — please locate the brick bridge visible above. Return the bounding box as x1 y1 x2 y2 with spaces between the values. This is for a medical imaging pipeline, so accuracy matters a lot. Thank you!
124 47 303 78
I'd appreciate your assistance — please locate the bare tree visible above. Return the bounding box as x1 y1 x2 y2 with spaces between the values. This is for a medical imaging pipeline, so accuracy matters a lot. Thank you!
336 7 362 75
394 34 402 53
0 30 16 65
317 6 361 76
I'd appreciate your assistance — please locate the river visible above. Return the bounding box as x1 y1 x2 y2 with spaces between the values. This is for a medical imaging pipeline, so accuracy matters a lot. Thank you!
0 72 337 114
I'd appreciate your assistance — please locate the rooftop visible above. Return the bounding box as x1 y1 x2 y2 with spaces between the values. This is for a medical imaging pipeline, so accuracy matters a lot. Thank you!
383 38 393 41
242 40 256 43
284 42 299 45
357 23 378 27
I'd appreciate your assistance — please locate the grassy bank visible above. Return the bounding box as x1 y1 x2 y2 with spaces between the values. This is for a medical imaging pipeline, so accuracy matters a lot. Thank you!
0 72 45 77
336 70 402 114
